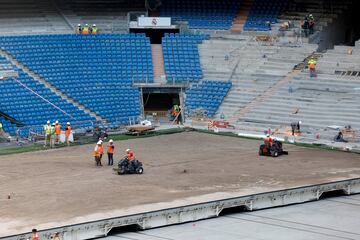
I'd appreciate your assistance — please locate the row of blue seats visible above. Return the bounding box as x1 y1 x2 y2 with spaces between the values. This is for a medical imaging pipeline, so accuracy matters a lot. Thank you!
185 81 232 117
244 0 288 31
162 34 204 83
160 0 240 30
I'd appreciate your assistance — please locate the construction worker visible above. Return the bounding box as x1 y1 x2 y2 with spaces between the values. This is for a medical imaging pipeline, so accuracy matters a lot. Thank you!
264 134 273 148
43 120 52 147
82 24 89 34
0 122 3 135
91 24 97 34
172 104 182 124
76 24 82 34
107 139 115 166
126 148 135 161
31 229 39 240
94 140 103 166
50 123 56 148
64 122 71 146
55 120 61 144
308 58 317 77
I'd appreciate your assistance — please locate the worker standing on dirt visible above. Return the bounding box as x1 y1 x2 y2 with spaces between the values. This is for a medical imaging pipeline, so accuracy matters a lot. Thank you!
308 58 317 77
43 120 52 147
31 229 39 240
94 140 103 166
107 139 115 166
55 121 61 144
50 123 56 148
64 122 71 146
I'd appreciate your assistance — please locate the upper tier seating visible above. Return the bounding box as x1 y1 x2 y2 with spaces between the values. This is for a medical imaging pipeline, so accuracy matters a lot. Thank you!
244 0 288 31
0 34 153 124
162 33 208 83
186 80 232 117
160 0 241 30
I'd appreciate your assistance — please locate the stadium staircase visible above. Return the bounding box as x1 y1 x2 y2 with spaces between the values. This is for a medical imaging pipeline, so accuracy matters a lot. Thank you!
151 44 166 83
0 49 104 122
230 0 253 33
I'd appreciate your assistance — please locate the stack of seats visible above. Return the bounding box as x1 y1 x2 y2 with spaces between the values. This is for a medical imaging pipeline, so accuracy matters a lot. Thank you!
0 34 153 124
162 33 208 83
185 80 232 117
0 65 95 136
0 116 17 135
244 0 288 31
160 0 241 30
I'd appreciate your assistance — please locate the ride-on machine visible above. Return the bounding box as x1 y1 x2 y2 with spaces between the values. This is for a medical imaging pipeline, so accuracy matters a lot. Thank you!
116 158 144 175
259 139 288 157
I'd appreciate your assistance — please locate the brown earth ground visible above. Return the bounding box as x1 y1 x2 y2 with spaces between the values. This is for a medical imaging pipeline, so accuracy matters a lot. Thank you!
1 131 360 236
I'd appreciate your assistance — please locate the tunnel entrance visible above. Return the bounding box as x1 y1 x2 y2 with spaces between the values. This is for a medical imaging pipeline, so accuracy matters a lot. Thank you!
142 92 180 120
130 28 179 44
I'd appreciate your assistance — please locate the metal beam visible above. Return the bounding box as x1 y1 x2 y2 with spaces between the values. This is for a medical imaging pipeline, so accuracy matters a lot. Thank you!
2 178 360 240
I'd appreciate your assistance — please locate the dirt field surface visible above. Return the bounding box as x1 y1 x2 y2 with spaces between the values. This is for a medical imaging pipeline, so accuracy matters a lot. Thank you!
1 131 360 236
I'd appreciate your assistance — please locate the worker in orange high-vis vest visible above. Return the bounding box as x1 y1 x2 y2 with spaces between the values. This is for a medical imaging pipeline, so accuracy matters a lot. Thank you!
308 58 317 77
31 229 39 240
126 148 135 161
55 120 61 144
107 139 115 166
65 122 71 146
94 140 103 166
82 24 89 34
264 134 273 148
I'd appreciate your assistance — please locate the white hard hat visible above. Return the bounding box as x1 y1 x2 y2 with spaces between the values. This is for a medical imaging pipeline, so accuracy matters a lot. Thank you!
78 24 81 26
93 24 96 26
67 122 70 125
85 24 88 26
299 121 302 124
55 120 59 124
126 149 131 152
109 139 113 143
99 140 103 143
47 120 50 124
97 141 102 145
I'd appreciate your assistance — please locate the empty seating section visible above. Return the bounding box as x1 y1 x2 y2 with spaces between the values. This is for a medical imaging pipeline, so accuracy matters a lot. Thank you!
0 117 17 134
0 67 95 131
0 34 153 124
186 81 232 117
160 0 241 30
244 0 288 31
162 33 208 82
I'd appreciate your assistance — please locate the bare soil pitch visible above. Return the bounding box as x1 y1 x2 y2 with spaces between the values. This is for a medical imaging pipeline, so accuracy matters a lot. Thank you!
1 131 360 236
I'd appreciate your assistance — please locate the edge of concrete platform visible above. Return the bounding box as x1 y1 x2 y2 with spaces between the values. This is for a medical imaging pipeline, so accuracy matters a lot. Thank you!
2 178 360 240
